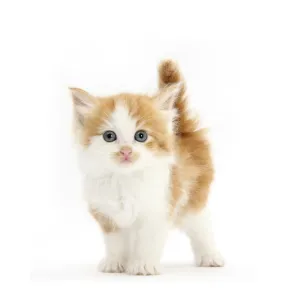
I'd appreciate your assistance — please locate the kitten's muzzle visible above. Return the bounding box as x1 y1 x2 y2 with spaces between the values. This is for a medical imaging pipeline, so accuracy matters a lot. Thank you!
119 146 133 161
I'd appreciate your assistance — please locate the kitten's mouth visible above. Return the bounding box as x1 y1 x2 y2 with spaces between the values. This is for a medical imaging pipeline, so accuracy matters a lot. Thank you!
113 151 139 166
120 158 133 164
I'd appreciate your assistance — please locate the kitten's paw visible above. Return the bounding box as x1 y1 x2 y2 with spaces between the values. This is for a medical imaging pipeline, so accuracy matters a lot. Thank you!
98 258 125 273
126 261 161 275
198 252 225 267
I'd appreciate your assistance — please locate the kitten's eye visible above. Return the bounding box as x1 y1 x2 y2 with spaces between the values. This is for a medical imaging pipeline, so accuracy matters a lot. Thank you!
134 130 148 142
103 131 117 142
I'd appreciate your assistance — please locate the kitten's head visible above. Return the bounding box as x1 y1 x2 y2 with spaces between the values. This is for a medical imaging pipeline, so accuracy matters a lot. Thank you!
70 85 181 176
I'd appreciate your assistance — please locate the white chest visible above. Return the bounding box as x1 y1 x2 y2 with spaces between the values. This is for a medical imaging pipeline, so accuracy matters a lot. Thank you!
83 167 171 227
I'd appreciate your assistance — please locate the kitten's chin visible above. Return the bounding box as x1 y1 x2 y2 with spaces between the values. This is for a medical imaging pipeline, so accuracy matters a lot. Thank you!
113 156 173 174
112 158 158 174
113 161 142 173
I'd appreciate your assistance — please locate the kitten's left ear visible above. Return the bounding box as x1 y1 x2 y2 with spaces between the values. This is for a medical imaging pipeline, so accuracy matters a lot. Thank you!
69 87 96 125
154 82 183 110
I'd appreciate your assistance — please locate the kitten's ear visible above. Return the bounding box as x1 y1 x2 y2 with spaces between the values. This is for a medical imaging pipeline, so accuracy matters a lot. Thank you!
69 87 96 124
154 82 183 110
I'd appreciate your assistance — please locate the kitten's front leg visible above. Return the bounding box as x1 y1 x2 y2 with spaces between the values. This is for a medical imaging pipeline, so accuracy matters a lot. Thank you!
99 230 128 273
90 210 128 273
91 197 138 229
126 216 169 275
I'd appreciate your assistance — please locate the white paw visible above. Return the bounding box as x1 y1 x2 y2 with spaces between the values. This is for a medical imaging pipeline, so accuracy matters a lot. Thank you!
126 261 161 275
198 252 225 267
98 258 125 273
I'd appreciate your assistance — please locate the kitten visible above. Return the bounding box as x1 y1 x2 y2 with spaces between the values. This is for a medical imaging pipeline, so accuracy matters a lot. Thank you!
70 60 224 275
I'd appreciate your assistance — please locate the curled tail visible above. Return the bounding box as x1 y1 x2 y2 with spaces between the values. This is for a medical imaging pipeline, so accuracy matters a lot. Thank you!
158 59 199 134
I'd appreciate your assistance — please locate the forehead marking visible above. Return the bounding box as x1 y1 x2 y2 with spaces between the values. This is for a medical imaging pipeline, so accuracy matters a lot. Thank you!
108 102 137 144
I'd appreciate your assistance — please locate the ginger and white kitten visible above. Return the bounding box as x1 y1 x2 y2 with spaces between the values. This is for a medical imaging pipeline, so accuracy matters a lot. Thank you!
70 60 224 275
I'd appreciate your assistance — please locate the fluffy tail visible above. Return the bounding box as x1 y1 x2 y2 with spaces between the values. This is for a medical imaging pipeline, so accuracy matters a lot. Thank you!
158 60 199 134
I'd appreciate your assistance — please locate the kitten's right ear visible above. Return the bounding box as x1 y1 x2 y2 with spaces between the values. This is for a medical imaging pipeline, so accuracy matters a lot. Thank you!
69 87 96 124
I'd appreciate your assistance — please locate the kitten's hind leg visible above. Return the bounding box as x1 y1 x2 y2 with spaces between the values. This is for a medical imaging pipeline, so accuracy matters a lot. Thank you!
181 207 224 267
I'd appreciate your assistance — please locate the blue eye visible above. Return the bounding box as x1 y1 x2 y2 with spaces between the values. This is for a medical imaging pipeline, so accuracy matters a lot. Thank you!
103 131 117 142
134 130 148 142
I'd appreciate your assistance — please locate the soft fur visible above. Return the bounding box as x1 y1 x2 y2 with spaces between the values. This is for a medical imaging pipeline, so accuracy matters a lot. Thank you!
70 60 224 275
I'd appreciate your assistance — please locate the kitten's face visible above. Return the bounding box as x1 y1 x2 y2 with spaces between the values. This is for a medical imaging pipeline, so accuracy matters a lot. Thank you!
71 86 181 176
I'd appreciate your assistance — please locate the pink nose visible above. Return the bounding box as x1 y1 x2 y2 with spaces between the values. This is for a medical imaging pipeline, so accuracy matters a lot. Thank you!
120 147 132 157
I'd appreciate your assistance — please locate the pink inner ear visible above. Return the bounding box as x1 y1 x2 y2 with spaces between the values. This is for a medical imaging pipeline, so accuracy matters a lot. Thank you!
72 93 83 106
155 83 182 110
71 88 95 118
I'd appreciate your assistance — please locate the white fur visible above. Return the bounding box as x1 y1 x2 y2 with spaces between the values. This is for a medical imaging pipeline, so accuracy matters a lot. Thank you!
99 230 126 273
84 164 172 275
180 207 224 267
77 102 173 274
126 217 169 275
171 188 189 219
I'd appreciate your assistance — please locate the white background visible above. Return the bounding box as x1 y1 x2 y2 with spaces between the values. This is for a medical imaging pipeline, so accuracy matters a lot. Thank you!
1 0 300 299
